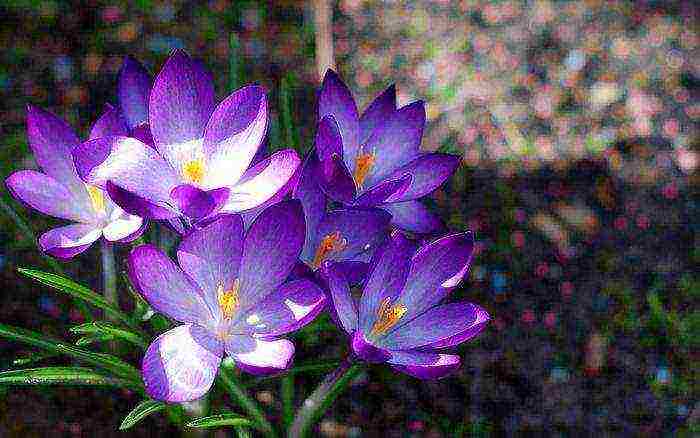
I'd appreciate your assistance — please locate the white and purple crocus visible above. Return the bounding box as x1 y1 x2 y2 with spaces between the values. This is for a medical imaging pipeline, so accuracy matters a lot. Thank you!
73 50 300 230
128 201 326 402
323 231 490 379
314 70 461 234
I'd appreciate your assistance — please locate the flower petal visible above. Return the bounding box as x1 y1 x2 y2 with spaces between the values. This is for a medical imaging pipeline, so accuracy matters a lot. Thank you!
102 210 144 242
353 175 411 207
237 200 305 311
142 324 223 402
170 184 228 220
106 181 177 220
385 153 460 202
118 56 152 129
319 263 358 334
236 279 326 338
202 85 268 188
387 351 460 380
380 302 489 350
221 149 300 213
361 101 425 188
294 155 327 259
149 50 215 159
359 84 397 145
358 231 416 333
314 116 343 179
351 331 391 363
6 170 95 223
330 261 369 285
395 232 475 319
127 244 209 324
38 224 102 259
318 153 357 204
226 337 295 376
382 200 445 234
74 136 180 213
88 105 129 140
318 70 359 169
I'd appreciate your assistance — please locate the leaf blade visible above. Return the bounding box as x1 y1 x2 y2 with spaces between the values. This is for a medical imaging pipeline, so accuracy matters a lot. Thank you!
0 367 138 390
119 399 168 430
186 412 253 429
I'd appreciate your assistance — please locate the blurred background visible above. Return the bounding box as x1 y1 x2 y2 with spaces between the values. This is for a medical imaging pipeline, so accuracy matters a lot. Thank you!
0 0 697 436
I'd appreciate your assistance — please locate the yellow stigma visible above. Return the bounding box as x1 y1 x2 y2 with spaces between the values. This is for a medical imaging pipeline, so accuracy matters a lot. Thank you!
370 297 407 337
312 231 347 269
182 156 206 184
86 185 106 214
217 279 240 320
353 150 376 189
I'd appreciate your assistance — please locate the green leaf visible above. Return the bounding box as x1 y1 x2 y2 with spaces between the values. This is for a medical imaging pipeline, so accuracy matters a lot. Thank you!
12 351 60 367
71 321 147 349
0 367 138 389
74 334 114 347
186 412 253 429
0 323 142 383
17 268 140 332
119 400 168 430
279 73 300 152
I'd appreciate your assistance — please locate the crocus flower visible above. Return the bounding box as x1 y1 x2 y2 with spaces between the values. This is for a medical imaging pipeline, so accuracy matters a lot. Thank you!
315 70 461 234
73 50 300 230
5 105 144 259
128 201 326 402
322 230 489 379
116 56 154 147
292 152 391 282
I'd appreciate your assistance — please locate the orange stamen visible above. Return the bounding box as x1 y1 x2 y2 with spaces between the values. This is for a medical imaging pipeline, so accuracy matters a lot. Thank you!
311 231 347 269
370 297 407 336
217 279 240 319
353 151 376 189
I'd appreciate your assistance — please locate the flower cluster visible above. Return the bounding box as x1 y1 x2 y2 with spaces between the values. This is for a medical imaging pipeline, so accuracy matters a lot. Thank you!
6 50 489 402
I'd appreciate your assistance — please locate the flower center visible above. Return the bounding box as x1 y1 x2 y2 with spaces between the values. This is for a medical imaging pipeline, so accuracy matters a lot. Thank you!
182 156 206 185
370 297 407 337
86 185 106 214
217 279 240 320
312 231 347 269
353 150 376 189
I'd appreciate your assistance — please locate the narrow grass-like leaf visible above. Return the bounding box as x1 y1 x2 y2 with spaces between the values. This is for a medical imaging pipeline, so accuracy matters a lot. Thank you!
17 268 141 332
75 334 114 347
12 351 60 367
0 323 141 383
71 321 147 349
279 73 300 151
119 399 168 430
186 412 253 429
0 367 138 390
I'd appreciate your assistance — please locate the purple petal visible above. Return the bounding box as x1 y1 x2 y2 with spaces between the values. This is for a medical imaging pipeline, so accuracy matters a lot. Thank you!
318 70 359 169
380 303 489 350
294 155 327 258
6 170 94 223
318 153 357 204
106 181 176 220
237 200 305 310
226 337 294 375
102 210 144 242
362 101 425 188
142 324 223 402
353 175 411 207
202 85 268 188
359 84 396 145
170 184 228 220
222 149 300 213
351 331 391 363
73 136 180 214
396 232 475 319
25 105 85 195
177 214 244 313
88 105 129 140
314 116 343 179
385 153 460 202
127 244 209 324
132 123 155 148
236 279 326 338
387 351 460 380
358 231 416 333
118 56 152 129
319 263 358 334
149 50 215 157
301 208 391 267
382 200 445 234
330 261 369 285
38 223 102 259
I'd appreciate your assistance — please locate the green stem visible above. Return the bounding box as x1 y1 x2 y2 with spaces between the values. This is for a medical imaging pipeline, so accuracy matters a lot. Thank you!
218 366 277 438
288 357 363 438
281 374 294 429
100 240 118 315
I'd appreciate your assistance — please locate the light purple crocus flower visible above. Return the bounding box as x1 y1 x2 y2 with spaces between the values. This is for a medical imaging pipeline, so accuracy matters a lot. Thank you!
128 201 325 402
292 153 391 283
116 55 154 147
73 50 300 230
322 230 489 379
5 105 145 259
315 70 461 234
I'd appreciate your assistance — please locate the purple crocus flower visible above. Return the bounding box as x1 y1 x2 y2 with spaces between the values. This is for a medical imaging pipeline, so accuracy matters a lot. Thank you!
72 50 300 229
322 230 489 379
116 56 154 147
128 201 326 402
292 153 391 282
315 70 461 234
5 105 144 259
